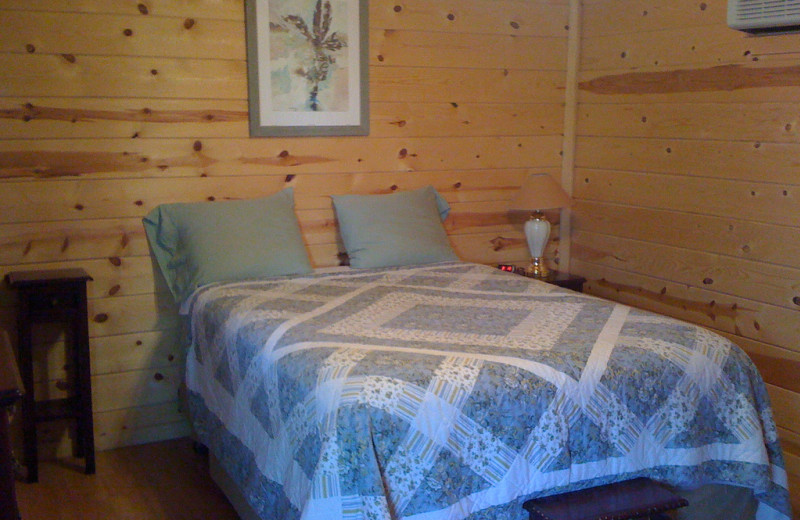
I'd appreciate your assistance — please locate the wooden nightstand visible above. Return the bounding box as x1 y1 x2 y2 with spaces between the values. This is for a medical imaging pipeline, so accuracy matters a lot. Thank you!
0 330 23 520
498 265 586 293
5 268 95 483
542 271 586 293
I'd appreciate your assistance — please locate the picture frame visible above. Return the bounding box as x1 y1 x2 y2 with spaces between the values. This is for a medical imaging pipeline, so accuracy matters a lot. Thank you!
244 0 369 137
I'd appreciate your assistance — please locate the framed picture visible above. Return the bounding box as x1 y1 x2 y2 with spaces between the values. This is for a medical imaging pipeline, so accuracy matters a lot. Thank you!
245 0 369 137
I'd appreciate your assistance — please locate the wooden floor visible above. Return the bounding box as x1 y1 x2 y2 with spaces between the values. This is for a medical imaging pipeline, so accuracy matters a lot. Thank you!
14 437 240 520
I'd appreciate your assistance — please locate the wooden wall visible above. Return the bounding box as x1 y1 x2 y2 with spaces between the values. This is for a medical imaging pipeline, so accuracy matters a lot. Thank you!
0 1 570 453
571 0 800 514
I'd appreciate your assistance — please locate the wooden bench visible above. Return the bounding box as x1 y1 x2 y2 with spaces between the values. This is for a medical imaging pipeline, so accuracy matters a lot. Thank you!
523 477 688 520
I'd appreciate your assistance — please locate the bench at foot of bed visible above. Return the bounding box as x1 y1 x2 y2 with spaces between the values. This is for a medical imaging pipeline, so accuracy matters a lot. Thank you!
523 477 688 520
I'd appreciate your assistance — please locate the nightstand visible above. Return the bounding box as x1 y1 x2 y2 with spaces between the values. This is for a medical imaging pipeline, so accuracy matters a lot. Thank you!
543 271 586 293
498 265 586 293
5 268 95 483
0 330 23 520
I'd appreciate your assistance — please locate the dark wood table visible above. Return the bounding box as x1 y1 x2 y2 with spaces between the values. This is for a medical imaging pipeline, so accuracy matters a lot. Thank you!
5 268 95 483
0 330 24 520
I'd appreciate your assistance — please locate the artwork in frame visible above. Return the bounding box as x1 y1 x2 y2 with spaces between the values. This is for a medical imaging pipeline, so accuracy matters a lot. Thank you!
245 0 369 137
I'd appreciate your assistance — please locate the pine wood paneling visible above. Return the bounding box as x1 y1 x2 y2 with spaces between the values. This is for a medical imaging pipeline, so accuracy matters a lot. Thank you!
0 10 245 59
581 0 724 38
575 168 800 226
572 229 800 311
0 98 564 140
0 0 570 451
573 0 800 511
576 139 800 185
572 200 800 270
578 102 800 143
578 60 800 104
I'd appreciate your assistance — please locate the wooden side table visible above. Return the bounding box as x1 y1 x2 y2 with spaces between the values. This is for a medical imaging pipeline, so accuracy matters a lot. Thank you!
0 330 23 520
5 268 95 483
498 265 586 293
542 271 586 293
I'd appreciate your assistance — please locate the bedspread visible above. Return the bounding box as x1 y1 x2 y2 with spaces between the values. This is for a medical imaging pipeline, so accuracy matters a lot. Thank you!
183 262 790 520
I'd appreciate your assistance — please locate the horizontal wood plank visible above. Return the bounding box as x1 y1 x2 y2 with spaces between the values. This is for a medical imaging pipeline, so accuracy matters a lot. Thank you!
573 168 800 227
571 229 800 310
0 10 245 59
581 0 725 38
372 29 567 70
0 136 564 180
572 259 800 362
571 200 800 271
581 23 800 72
0 53 566 103
0 98 564 140
578 59 800 104
577 102 800 144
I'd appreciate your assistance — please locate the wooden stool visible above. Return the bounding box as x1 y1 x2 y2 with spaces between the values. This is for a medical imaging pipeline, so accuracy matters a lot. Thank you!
5 268 95 483
523 477 688 520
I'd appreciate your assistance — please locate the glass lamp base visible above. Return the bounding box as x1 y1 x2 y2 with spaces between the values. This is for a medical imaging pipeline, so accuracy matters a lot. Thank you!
525 257 548 278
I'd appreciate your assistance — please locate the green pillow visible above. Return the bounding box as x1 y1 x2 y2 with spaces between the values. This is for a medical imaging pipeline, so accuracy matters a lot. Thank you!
332 186 459 269
143 189 312 303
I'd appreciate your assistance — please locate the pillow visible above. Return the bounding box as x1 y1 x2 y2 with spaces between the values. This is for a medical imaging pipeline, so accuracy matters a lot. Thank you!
332 186 459 269
142 188 312 303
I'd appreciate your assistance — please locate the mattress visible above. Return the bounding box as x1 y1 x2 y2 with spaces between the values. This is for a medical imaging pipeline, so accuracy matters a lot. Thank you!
183 262 790 520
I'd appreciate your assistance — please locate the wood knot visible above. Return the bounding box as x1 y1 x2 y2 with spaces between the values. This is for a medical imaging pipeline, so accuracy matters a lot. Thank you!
184 18 195 29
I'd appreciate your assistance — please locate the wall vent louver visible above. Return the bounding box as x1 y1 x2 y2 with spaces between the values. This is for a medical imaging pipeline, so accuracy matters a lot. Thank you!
728 0 800 33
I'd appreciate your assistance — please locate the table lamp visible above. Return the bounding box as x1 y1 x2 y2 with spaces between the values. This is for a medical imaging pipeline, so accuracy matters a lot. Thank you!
509 173 571 278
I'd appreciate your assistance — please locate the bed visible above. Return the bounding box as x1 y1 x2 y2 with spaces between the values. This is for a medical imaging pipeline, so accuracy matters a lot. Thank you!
142 187 791 520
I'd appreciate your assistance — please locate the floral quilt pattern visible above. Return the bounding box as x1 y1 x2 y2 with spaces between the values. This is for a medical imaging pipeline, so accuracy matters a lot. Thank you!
183 262 790 520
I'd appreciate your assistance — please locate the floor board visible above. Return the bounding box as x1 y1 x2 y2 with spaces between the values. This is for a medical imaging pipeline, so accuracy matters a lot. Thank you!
14 437 239 520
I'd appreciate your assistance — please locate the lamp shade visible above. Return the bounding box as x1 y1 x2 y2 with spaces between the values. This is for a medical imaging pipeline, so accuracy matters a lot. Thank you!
509 173 571 211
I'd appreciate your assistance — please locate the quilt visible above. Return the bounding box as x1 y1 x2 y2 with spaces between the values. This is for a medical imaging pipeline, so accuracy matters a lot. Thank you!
183 262 791 520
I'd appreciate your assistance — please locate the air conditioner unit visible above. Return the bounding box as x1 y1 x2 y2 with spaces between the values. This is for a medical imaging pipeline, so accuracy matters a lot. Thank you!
728 0 800 33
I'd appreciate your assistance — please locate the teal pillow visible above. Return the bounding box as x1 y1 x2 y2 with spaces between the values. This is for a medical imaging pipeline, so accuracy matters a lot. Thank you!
332 186 459 269
143 189 312 303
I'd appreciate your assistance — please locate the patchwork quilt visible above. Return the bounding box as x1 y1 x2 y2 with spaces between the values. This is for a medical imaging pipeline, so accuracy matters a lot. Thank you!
183 262 790 520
